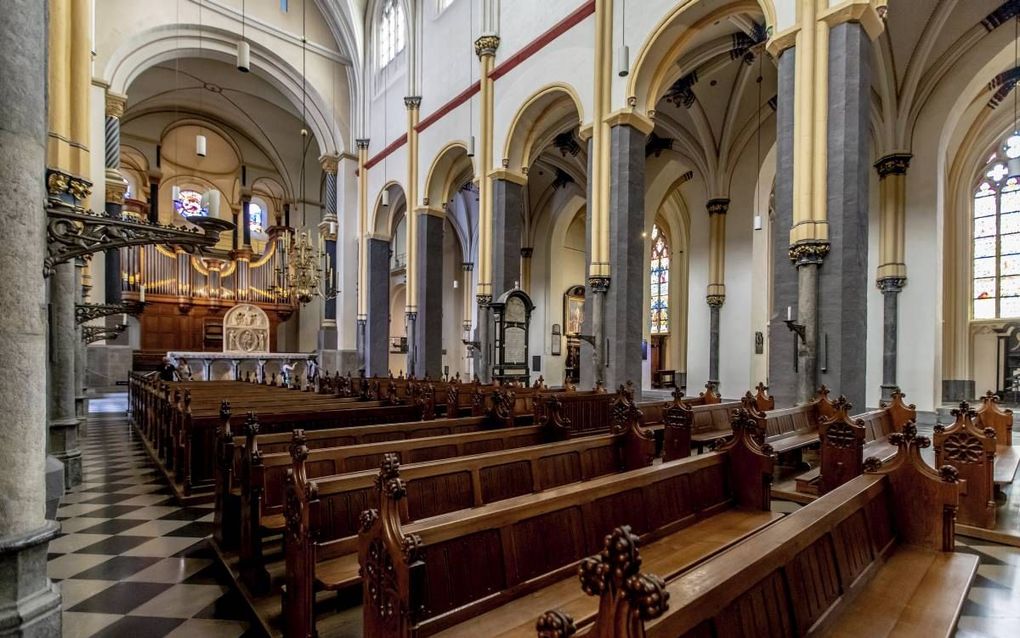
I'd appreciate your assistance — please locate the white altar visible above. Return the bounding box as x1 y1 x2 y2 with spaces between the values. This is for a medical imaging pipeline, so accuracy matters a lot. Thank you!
166 351 317 382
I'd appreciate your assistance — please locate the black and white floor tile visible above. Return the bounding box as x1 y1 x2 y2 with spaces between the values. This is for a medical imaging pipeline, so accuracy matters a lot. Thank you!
49 398 252 638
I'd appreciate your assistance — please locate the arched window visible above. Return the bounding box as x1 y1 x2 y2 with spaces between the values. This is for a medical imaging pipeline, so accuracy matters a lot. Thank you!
650 224 670 334
377 0 406 69
973 133 1020 319
249 198 266 234
175 189 206 217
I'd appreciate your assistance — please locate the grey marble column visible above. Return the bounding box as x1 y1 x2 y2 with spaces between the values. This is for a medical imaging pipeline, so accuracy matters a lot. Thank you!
476 299 492 383
405 312 418 376
365 238 390 377
879 278 904 400
415 213 444 378
49 262 83 487
604 124 647 398
491 179 524 296
580 139 595 389
792 247 826 404
356 317 367 373
1 0 63 633
708 297 723 384
768 47 799 409
75 262 88 434
817 22 872 410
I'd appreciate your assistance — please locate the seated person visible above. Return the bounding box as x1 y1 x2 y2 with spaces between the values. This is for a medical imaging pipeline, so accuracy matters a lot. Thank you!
158 357 177 381
176 358 193 381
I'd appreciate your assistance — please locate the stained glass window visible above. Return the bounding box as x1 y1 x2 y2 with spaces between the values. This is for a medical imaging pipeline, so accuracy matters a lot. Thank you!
972 138 1020 319
249 201 265 234
378 0 405 68
175 189 206 217
650 224 670 335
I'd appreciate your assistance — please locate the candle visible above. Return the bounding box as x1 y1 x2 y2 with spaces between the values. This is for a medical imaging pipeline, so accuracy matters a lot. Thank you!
140 284 146 303
121 313 127 325
786 306 792 321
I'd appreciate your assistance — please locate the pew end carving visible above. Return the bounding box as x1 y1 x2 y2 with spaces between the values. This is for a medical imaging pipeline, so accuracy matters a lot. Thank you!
933 402 997 528
283 430 318 638
358 454 424 638
753 382 776 412
976 390 1014 445
662 390 692 462
865 423 962 551
883 388 918 431
716 408 776 511
544 525 667 638
698 382 721 405
818 396 866 495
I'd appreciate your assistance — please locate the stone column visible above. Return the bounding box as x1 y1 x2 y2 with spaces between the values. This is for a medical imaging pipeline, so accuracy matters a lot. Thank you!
365 238 391 377
75 260 88 433
767 47 799 408
706 198 729 385
404 96 423 375
104 92 127 305
415 211 444 378
241 190 252 247
148 168 162 224
604 121 648 398
875 153 911 400
355 139 370 372
49 261 83 487
520 247 533 294
491 178 524 296
475 35 499 384
0 1 63 630
319 153 340 333
816 22 872 409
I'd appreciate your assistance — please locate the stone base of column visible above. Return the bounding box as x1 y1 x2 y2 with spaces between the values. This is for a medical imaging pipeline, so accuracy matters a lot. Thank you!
942 379 975 403
0 522 62 637
75 394 88 438
48 417 82 488
44 457 64 520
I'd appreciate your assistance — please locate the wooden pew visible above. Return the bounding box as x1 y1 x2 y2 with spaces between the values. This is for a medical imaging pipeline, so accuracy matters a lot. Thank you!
934 401 1020 528
546 423 978 638
281 404 657 633
355 408 778 638
793 390 916 497
688 383 773 452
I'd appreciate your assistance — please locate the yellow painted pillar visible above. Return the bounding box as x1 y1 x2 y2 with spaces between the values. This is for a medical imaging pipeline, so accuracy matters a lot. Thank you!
47 0 92 203
356 138 370 370
404 96 422 373
706 198 729 384
475 34 499 382
875 153 910 398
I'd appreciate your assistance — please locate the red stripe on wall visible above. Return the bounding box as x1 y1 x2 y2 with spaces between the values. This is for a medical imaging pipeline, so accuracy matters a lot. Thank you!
490 1 596 81
365 1 595 167
365 132 409 170
416 81 481 134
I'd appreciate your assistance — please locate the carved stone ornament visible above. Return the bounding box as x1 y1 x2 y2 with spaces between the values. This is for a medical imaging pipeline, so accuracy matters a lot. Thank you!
706 294 725 308
588 276 611 293
75 300 145 325
403 95 422 110
536 610 577 638
82 324 127 345
223 303 270 354
706 198 730 215
788 240 831 266
877 276 906 293
474 34 501 57
874 153 912 178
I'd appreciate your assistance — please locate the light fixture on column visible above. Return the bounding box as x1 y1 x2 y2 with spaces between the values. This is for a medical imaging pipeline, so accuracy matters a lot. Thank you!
196 134 207 157
467 135 476 157
237 0 251 72
381 187 390 207
618 0 629 77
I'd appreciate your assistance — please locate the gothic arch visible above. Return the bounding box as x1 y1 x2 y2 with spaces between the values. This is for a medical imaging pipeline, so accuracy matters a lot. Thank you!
502 84 585 176
424 142 475 208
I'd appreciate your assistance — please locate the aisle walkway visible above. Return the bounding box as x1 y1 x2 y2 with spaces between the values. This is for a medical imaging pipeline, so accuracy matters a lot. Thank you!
48 395 252 638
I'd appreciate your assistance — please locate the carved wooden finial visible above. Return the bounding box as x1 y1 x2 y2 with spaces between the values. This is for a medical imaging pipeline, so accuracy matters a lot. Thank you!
289 429 309 462
888 422 930 449
670 386 685 404
577 526 668 635
375 453 406 501
536 610 576 638
832 395 853 417
220 400 232 423
817 385 831 400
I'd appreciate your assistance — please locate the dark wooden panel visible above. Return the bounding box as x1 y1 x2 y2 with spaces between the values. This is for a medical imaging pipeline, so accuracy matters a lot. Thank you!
408 444 459 464
785 534 841 634
361 431 409 443
318 486 373 541
421 529 506 617
581 445 620 478
716 570 792 638
864 489 895 553
645 473 695 531
480 461 534 503
511 507 585 583
832 507 875 586
463 438 507 455
344 452 387 473
407 472 473 520
538 452 582 489
694 461 730 511
587 487 647 541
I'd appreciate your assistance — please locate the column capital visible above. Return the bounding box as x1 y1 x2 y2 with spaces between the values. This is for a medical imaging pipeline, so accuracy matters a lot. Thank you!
788 240 831 267
874 153 912 178
520 247 534 259
877 276 906 293
588 276 611 293
105 91 128 119
706 294 725 308
474 34 501 58
355 138 370 150
706 198 731 215
462 262 474 272
403 95 422 111
476 293 492 305
766 1 887 57
319 153 340 175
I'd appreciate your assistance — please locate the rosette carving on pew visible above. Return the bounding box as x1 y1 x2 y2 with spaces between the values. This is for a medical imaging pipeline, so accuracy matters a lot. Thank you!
864 422 962 551
933 402 997 528
818 396 866 494
662 388 693 461
540 525 667 638
359 453 423 638
283 429 319 637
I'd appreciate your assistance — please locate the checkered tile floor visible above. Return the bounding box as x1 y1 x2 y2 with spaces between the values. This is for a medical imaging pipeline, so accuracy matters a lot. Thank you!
50 404 253 638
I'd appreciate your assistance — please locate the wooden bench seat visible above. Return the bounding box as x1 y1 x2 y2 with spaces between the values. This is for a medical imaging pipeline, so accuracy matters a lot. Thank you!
544 424 976 638
687 383 773 452
995 444 1020 485
431 510 782 638
815 548 977 638
353 407 777 638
